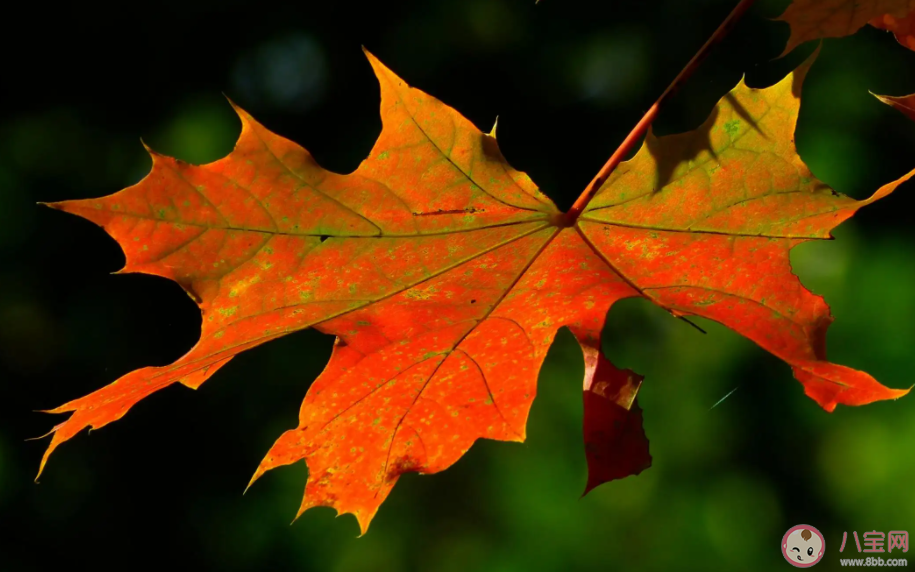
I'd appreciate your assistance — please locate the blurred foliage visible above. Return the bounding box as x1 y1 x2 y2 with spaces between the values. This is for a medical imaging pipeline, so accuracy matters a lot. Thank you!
1 1 914 571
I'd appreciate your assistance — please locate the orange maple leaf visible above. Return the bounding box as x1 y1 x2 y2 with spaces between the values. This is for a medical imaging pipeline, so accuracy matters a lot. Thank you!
38 50 912 533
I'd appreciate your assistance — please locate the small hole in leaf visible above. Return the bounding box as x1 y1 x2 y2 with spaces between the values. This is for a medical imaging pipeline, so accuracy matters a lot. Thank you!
319 235 329 243
470 299 477 304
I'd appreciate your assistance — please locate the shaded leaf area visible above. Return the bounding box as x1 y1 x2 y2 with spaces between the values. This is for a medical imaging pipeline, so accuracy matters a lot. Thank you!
871 10 915 50
777 0 915 55
39 52 910 532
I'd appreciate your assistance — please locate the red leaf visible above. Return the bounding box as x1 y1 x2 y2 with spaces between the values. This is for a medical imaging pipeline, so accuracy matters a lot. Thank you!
574 328 651 496
776 0 915 55
870 10 915 51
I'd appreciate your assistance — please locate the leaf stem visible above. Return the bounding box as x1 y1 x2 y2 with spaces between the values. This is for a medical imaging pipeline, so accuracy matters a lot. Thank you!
564 0 758 224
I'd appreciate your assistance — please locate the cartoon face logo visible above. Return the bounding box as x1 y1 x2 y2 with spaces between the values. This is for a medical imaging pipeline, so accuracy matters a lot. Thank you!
782 525 825 567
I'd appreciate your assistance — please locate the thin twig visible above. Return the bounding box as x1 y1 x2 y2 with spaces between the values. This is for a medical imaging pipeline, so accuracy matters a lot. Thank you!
564 0 758 224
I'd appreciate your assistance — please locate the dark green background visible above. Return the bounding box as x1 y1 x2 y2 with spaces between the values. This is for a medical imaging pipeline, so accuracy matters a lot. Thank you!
1 1 913 570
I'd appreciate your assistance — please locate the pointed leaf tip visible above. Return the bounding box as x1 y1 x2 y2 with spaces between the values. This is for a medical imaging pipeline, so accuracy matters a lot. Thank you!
873 91 915 122
363 48 398 84
139 137 160 157
37 201 63 212
223 93 246 116
361 46 381 68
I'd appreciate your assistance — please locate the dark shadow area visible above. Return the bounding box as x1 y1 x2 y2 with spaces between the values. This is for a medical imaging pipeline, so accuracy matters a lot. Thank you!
643 92 766 195
645 106 719 194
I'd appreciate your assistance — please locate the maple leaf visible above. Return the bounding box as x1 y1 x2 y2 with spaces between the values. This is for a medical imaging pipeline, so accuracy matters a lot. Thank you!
776 0 915 55
38 50 911 534
875 91 915 121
